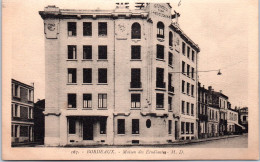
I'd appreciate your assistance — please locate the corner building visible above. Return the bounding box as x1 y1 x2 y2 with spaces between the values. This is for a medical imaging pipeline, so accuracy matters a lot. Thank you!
39 3 200 146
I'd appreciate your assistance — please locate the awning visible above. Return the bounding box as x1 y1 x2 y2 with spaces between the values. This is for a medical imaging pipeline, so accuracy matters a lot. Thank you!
235 123 246 130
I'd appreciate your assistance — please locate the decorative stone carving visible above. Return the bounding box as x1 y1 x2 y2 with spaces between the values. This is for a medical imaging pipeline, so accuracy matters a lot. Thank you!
115 22 128 40
44 19 59 39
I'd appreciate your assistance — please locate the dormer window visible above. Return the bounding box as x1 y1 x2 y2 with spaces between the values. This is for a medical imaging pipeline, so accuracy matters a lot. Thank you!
157 22 164 38
131 22 141 39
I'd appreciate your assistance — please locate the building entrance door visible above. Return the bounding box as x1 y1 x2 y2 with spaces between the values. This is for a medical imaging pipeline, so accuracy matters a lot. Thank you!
83 119 93 140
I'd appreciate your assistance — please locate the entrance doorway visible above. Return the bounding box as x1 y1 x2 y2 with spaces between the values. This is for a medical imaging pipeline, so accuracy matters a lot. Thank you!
83 119 93 140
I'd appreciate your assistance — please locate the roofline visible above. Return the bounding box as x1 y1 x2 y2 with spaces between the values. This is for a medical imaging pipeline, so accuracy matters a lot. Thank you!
12 79 34 89
169 23 200 52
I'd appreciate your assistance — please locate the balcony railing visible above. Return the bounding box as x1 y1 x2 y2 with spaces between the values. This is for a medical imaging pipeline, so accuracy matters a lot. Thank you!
168 85 174 93
156 81 166 89
130 82 142 88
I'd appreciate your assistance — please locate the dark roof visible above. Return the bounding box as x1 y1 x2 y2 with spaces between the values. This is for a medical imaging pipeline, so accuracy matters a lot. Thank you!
12 79 34 90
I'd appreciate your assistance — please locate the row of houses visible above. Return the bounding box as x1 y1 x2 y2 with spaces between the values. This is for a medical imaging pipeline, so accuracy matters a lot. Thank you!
11 3 248 146
198 83 246 139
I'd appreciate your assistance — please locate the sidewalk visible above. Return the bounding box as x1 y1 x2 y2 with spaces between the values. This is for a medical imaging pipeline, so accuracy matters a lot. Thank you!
12 134 243 147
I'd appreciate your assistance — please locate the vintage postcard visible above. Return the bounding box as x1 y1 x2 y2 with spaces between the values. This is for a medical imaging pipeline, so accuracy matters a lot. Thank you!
2 0 259 160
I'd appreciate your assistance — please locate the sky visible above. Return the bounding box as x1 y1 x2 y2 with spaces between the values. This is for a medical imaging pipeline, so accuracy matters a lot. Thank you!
5 0 253 108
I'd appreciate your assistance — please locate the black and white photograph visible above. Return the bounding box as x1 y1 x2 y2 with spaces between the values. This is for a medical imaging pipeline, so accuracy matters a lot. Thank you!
2 0 259 160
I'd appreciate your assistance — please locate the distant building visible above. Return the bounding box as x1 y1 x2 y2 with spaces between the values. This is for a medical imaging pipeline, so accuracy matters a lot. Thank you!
238 107 248 133
11 79 34 144
34 99 45 143
198 83 209 138
227 108 239 134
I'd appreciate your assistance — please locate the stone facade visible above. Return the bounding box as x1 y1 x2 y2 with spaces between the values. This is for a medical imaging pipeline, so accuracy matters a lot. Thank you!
39 3 200 146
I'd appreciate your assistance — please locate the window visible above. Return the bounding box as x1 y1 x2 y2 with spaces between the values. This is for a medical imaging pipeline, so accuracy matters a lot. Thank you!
169 31 173 46
156 45 164 59
182 42 186 55
186 122 190 134
68 94 76 108
156 93 164 108
182 61 185 74
182 101 185 114
98 22 107 36
28 107 33 119
13 84 21 97
187 46 190 58
156 68 165 88
186 102 190 115
100 117 106 134
181 122 185 134
191 67 194 79
146 119 151 128
68 68 77 83
83 22 92 36
192 50 195 61
168 120 172 134
98 94 107 108
12 104 19 117
169 52 173 66
83 68 92 83
157 21 164 38
191 123 194 134
83 46 92 60
191 85 194 96
98 46 107 60
182 80 185 93
191 104 194 116
117 119 125 134
28 89 33 102
187 82 190 95
83 94 92 108
131 22 141 39
131 46 141 60
131 94 141 108
20 106 28 119
131 68 141 88
168 96 172 111
68 45 77 60
69 118 76 134
20 126 29 137
68 22 76 36
132 119 139 134
187 64 190 77
98 68 107 83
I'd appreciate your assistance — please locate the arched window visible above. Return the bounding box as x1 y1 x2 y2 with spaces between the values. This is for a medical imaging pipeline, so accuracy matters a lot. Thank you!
157 21 164 38
131 22 141 39
169 31 173 46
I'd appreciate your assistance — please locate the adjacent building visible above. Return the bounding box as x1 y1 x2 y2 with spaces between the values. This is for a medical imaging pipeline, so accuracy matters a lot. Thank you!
39 3 200 146
198 83 208 138
238 107 248 133
11 79 34 144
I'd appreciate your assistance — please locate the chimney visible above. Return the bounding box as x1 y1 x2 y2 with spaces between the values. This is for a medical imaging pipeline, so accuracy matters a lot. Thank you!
220 90 222 93
208 86 212 91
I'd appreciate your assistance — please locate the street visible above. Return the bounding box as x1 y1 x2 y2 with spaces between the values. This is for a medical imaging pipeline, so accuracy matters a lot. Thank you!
174 134 248 148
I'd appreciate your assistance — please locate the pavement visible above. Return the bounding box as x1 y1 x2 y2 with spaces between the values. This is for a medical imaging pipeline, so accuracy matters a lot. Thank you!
12 134 246 147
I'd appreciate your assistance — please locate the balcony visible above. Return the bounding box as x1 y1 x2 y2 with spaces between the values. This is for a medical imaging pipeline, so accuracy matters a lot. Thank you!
130 82 142 89
156 81 166 89
168 85 174 94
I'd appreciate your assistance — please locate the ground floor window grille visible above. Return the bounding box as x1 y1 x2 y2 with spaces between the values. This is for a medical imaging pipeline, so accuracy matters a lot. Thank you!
132 119 139 134
69 118 76 134
117 119 125 134
100 118 107 134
